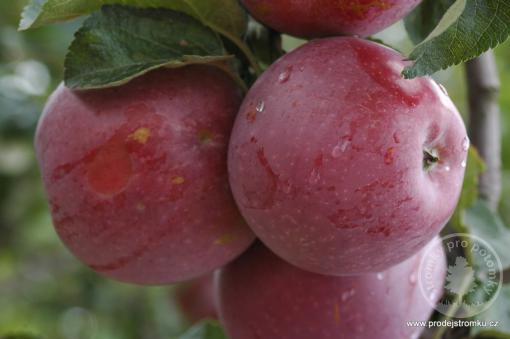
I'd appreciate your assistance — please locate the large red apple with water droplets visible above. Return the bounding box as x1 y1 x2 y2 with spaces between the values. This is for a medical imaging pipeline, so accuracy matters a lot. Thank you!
35 66 255 285
217 240 446 339
242 0 422 38
228 37 468 275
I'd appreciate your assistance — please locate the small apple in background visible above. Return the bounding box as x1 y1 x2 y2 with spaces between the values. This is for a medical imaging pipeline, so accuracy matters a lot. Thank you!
176 274 218 323
228 37 468 276
242 0 422 38
35 66 255 285
217 240 446 339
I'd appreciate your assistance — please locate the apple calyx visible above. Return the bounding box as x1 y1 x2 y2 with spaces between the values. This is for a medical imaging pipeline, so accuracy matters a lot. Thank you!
423 147 440 171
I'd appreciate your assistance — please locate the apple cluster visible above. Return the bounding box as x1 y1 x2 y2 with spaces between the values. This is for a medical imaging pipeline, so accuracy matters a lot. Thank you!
35 1 469 338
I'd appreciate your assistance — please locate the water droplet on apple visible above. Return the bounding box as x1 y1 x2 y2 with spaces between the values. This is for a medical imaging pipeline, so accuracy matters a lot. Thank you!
409 273 417 285
341 288 356 301
278 67 292 83
308 168 321 184
461 159 467 168
444 165 451 172
439 84 449 96
256 100 265 113
392 132 400 144
331 141 349 158
376 272 385 281
429 289 438 300
462 136 470 151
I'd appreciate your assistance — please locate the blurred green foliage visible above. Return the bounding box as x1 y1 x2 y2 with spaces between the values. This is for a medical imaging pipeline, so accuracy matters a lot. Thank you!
1 1 510 338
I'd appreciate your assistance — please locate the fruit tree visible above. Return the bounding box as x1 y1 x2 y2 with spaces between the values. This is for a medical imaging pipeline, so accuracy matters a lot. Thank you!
5 0 510 338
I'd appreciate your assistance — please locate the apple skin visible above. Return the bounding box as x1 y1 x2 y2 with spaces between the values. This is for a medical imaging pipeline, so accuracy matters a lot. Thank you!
242 0 422 38
176 274 218 323
217 241 446 339
35 66 255 285
228 37 468 275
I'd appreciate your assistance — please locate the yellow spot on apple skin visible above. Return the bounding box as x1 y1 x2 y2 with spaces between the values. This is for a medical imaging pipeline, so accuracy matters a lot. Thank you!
198 129 214 144
215 233 236 245
171 176 185 185
334 303 341 324
337 0 393 17
128 127 151 144
136 202 146 211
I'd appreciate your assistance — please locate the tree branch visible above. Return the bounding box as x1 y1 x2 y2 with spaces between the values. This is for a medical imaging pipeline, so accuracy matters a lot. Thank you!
466 51 502 210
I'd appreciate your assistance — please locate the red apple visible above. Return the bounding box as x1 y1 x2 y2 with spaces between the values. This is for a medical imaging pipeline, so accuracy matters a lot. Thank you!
242 0 422 38
217 241 446 339
35 66 255 285
176 274 218 323
228 37 467 275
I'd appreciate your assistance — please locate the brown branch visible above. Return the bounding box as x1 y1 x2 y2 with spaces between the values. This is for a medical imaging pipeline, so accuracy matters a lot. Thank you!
466 51 502 210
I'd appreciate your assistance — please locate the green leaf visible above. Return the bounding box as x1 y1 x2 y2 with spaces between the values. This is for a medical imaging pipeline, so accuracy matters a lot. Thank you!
472 285 510 336
403 0 510 79
19 0 46 31
451 147 486 232
18 0 247 39
404 0 456 44
64 5 231 90
19 0 261 75
178 321 227 339
464 200 510 270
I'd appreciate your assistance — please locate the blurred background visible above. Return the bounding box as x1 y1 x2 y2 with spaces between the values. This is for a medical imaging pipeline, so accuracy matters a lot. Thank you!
1 1 510 338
